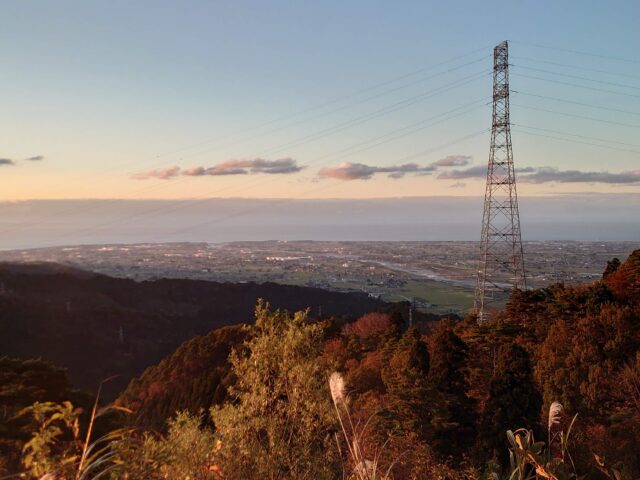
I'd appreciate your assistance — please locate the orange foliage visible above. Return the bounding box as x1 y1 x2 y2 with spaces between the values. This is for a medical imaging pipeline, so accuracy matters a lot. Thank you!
342 312 391 339
606 249 640 303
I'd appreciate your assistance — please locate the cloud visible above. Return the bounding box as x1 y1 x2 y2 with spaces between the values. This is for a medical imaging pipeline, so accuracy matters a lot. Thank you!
430 155 473 167
131 166 181 180
0 158 15 166
182 158 303 176
318 154 475 181
25 155 44 161
318 162 435 180
183 165 247 176
437 164 640 185
437 165 487 180
449 182 467 188
132 158 303 180
519 167 640 184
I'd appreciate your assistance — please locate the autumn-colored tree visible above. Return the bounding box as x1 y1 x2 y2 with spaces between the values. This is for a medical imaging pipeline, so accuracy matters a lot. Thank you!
606 249 640 303
342 312 393 341
117 325 245 431
535 304 639 416
380 327 433 442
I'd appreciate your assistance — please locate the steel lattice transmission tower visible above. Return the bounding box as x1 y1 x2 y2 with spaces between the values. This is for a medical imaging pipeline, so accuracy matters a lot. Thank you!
474 41 526 324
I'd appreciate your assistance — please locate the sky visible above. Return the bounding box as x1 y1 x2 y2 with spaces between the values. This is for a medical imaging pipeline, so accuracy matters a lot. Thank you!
0 0 639 204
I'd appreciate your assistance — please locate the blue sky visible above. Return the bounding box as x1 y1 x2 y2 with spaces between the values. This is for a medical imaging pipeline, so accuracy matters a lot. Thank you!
1 0 639 200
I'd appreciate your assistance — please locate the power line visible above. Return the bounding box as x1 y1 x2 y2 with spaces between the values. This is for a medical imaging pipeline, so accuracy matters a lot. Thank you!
9 51 492 205
125 46 494 161
512 123 640 152
159 129 489 241
514 124 640 149
512 64 640 91
245 70 490 159
391 128 489 164
32 101 488 245
511 91 640 117
510 72 640 99
510 40 640 65
309 99 489 163
1 67 490 235
513 103 640 129
183 59 491 161
513 127 640 155
511 55 640 81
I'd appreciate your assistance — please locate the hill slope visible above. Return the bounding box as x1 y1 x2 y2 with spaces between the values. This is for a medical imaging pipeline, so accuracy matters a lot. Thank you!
0 262 383 398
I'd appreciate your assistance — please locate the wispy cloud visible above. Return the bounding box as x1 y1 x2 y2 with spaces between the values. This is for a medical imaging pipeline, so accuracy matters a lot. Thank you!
430 155 472 167
436 165 486 180
519 167 640 184
318 162 434 180
183 158 303 176
449 181 466 188
131 166 181 180
318 154 473 181
25 155 44 161
438 165 640 184
0 158 15 166
132 158 304 180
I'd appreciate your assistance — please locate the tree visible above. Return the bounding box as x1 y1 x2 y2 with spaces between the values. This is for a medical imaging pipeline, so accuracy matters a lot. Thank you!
380 327 433 442
478 343 542 465
606 249 640 304
117 325 246 431
210 300 338 480
0 357 90 474
114 411 219 480
535 304 639 416
603 257 621 279
428 321 477 458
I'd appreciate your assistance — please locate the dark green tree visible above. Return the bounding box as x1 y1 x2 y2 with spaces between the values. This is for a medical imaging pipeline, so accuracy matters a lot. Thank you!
478 343 542 465
603 257 621 279
428 321 477 458
0 357 90 474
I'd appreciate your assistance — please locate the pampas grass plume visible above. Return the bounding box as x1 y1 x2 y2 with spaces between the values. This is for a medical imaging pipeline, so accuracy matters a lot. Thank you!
329 372 346 405
548 401 563 431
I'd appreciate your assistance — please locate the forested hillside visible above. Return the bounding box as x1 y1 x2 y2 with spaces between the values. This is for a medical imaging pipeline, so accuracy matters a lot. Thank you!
0 262 383 398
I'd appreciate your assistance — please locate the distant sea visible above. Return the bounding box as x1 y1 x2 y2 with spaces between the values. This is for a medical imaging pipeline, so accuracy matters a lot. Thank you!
0 194 638 250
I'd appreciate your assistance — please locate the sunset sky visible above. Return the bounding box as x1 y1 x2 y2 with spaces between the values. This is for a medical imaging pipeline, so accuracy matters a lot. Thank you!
1 0 639 201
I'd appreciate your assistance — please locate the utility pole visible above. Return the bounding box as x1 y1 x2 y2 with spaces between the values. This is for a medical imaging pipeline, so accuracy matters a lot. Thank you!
474 41 526 325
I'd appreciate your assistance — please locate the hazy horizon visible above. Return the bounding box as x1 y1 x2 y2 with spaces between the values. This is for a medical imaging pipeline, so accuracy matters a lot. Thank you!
1 193 638 250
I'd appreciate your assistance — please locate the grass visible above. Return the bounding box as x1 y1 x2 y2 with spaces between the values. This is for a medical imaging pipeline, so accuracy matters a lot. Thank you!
383 279 474 313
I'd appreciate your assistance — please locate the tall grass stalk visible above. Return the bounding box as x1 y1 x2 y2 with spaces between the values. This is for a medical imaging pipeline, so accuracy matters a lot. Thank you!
329 372 398 480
